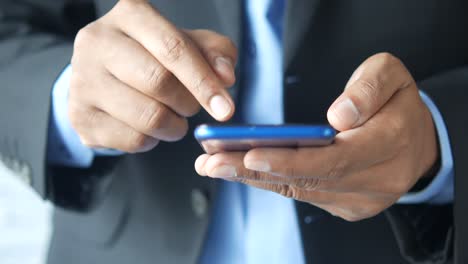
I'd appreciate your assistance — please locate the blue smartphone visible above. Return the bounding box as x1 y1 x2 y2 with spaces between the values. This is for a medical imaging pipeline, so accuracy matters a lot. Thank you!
194 124 336 154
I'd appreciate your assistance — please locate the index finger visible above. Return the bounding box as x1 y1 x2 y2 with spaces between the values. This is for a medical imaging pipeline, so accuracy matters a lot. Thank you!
109 0 234 121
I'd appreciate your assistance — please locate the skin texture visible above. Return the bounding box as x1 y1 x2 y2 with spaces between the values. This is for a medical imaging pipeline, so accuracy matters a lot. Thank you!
69 0 237 153
195 53 439 222
69 0 438 222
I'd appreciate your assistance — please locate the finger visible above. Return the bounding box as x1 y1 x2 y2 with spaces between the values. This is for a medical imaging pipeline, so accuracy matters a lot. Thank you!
199 152 331 198
244 146 345 179
229 178 337 204
110 1 235 121
200 152 394 221
185 29 237 86
226 176 389 222
245 88 416 192
320 90 423 195
202 152 245 178
195 154 211 176
327 52 415 131
102 29 200 117
196 152 393 218
86 73 188 142
243 120 402 181
198 152 338 204
200 151 288 182
69 104 159 153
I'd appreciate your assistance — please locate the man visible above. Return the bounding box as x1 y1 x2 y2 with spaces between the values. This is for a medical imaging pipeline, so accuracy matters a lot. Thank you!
0 0 466 263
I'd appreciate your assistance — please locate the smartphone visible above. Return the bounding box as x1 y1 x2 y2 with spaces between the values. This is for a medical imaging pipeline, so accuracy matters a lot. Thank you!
194 124 336 154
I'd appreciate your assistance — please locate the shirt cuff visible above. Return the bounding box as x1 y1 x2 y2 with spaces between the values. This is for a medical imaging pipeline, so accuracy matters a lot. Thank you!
397 90 454 204
47 65 123 168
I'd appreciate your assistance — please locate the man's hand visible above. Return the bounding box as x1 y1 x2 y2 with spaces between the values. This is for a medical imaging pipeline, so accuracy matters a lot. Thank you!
195 53 438 222
69 0 237 152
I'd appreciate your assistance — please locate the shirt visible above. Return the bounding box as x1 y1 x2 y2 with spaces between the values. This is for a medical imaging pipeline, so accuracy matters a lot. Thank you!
47 0 455 263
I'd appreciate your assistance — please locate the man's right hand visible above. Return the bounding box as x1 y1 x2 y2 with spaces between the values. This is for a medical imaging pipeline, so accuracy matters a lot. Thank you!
69 0 237 153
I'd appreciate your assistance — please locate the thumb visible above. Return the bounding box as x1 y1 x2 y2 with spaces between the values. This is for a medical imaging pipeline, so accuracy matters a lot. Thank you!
327 53 414 131
184 29 238 87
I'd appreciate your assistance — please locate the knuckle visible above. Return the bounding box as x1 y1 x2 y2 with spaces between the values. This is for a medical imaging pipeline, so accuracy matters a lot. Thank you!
294 178 321 190
278 185 298 199
375 52 407 77
308 178 322 190
68 103 94 130
140 102 169 131
376 52 400 66
325 158 347 180
160 33 188 63
143 63 171 96
68 105 100 142
247 170 263 181
68 73 97 111
114 0 145 14
235 178 249 185
116 0 134 8
355 78 381 105
193 73 217 97
374 52 413 88
74 24 98 52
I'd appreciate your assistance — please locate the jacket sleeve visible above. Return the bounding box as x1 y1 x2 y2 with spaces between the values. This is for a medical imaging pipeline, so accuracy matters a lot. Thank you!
385 67 468 264
0 0 103 210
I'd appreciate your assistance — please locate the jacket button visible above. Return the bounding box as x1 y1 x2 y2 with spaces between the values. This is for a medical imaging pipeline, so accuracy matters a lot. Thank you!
191 189 209 219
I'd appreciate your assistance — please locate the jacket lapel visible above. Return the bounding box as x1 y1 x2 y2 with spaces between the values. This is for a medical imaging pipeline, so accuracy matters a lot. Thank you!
283 0 321 70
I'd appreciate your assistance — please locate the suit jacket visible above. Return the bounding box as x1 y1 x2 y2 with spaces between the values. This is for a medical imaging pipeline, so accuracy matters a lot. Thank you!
1 1 467 263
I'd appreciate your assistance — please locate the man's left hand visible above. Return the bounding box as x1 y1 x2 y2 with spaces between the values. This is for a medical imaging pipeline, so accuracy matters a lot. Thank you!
195 53 438 221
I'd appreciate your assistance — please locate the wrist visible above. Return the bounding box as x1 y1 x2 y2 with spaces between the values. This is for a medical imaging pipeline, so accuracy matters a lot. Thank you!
418 103 439 180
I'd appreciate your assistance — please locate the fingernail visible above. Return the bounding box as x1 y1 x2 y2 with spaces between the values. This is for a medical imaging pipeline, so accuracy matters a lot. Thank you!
214 57 234 78
245 160 270 172
209 95 231 119
330 98 360 129
210 165 237 178
195 155 210 176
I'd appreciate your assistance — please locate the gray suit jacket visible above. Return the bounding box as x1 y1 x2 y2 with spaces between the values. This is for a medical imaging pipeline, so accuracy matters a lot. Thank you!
1 1 467 263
